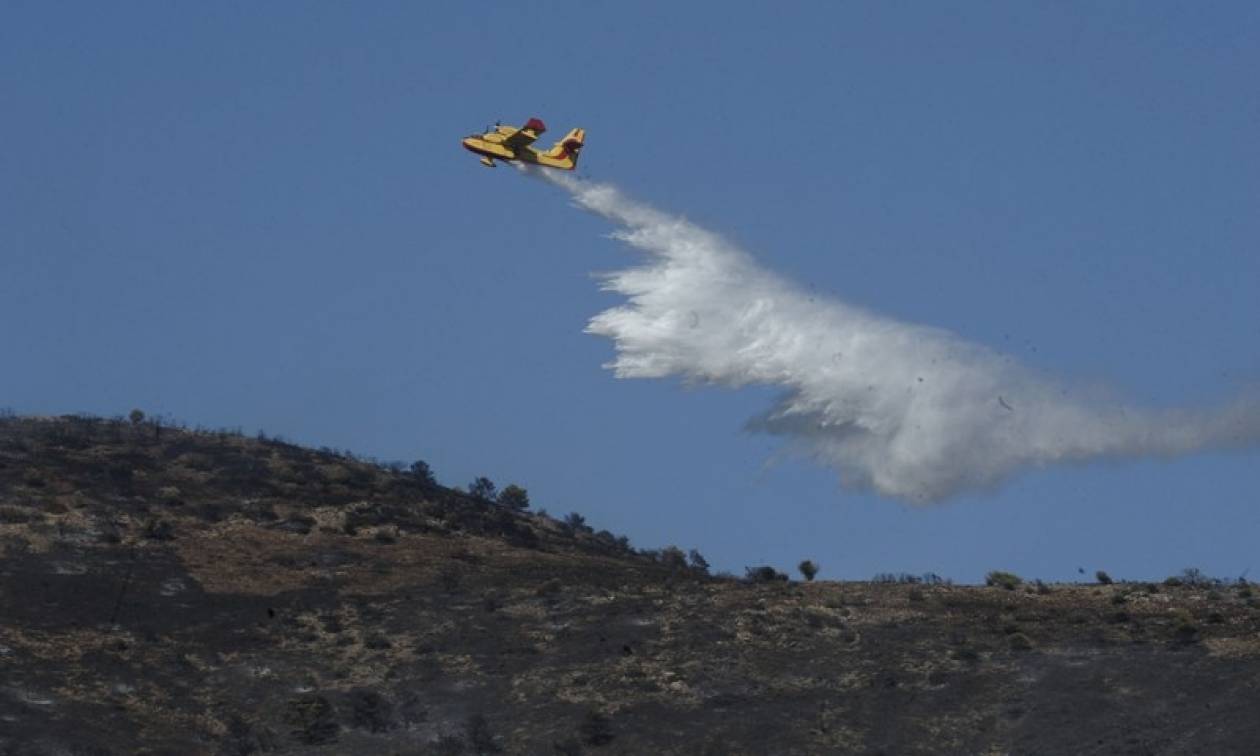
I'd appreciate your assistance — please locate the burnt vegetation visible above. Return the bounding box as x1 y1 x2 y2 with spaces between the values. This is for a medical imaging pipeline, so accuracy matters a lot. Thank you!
2 412 1260 754
0 413 660 561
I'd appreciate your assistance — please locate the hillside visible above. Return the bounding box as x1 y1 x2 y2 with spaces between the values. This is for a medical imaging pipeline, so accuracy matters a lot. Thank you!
2 414 1259 755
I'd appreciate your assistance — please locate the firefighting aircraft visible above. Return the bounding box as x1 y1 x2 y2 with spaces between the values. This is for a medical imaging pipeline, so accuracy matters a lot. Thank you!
461 118 585 170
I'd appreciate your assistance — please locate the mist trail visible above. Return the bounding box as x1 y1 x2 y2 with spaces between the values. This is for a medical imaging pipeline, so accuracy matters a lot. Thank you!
533 168 1260 502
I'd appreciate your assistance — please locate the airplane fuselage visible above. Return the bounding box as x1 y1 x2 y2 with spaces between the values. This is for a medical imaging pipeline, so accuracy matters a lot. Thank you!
460 137 568 169
460 123 583 170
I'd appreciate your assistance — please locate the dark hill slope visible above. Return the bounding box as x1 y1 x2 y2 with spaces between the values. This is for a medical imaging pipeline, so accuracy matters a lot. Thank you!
1 415 1259 755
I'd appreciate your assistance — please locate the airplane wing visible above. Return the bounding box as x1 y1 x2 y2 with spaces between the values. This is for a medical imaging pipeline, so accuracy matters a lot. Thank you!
502 117 546 150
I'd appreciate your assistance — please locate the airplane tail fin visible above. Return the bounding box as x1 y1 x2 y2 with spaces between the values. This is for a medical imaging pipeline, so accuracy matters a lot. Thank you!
543 128 585 168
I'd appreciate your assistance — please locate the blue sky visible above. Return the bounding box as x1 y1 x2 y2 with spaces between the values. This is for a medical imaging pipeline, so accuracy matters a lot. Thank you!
4 2 1258 582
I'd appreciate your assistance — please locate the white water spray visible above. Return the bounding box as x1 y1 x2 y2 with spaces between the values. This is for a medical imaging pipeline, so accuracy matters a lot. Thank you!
536 170 1260 502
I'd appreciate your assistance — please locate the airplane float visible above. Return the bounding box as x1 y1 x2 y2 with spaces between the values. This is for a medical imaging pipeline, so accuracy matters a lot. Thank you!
461 118 585 170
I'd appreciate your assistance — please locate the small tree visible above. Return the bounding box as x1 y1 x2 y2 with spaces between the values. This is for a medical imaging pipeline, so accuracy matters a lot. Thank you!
562 512 587 533
798 560 820 582
409 460 436 486
659 545 688 571
129 408 145 426
1177 567 1219 588
468 477 497 501
688 549 710 575
497 484 530 511
1095 570 1114 585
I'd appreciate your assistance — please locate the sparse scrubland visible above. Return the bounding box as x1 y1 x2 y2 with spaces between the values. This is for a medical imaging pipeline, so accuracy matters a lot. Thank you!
2 413 1260 754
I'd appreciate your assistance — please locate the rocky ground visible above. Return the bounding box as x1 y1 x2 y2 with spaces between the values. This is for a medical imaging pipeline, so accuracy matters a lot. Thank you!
2 415 1259 755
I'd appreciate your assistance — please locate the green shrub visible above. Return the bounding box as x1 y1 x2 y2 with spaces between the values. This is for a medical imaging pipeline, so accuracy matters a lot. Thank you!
497 484 530 510
873 572 949 585
985 571 1023 590
1174 621 1199 644
798 560 820 582
562 512 589 533
1008 632 1033 651
590 529 618 552
579 710 614 746
409 460 436 486
144 518 175 541
745 565 789 583
284 695 339 745
658 545 688 571
157 486 183 507
467 477 496 501
1095 570 1113 585
0 506 33 524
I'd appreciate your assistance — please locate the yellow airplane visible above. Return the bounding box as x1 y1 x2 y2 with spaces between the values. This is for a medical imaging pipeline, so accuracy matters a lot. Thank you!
461 118 585 170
